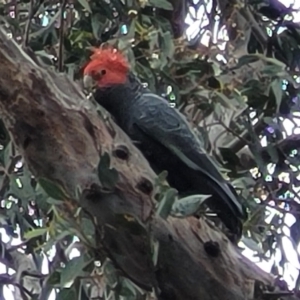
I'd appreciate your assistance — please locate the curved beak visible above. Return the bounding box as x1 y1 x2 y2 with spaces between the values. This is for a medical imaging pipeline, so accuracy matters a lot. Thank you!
83 74 95 90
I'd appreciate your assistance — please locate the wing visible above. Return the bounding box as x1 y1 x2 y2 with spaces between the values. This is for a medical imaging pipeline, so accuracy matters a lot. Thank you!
134 93 246 220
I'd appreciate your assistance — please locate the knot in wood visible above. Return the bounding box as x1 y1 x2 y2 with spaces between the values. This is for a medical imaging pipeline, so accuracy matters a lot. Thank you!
83 184 103 203
136 177 153 195
203 241 220 258
113 144 130 160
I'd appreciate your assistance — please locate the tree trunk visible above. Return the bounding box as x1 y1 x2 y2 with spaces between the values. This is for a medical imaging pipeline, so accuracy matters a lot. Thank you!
0 26 283 300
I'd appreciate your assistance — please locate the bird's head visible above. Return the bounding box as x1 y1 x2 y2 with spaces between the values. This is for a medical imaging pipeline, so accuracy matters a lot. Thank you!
83 47 130 89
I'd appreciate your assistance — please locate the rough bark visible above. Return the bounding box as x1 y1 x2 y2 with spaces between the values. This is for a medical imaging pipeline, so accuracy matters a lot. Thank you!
0 26 281 300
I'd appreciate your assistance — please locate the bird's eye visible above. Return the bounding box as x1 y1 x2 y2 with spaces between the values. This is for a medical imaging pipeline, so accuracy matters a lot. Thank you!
91 69 106 80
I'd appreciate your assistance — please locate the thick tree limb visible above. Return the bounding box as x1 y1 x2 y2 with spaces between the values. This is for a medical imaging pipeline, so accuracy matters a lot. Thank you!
0 26 280 300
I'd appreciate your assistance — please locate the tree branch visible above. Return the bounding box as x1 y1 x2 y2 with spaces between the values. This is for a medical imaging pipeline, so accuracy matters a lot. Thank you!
58 0 67 72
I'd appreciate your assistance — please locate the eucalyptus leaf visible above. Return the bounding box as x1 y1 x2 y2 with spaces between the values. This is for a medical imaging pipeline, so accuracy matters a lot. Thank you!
155 170 168 186
160 31 175 63
8 167 35 202
46 197 64 205
262 64 286 76
147 0 173 10
60 255 91 286
232 177 256 189
24 227 47 240
270 79 283 112
80 217 95 241
171 194 211 217
39 178 69 200
47 271 61 286
91 13 107 39
43 230 71 253
214 91 236 110
235 54 260 68
265 145 279 164
148 29 159 52
103 259 118 287
56 288 77 300
34 183 52 212
151 238 160 266
0 141 12 168
241 237 264 254
156 188 177 219
119 278 137 298
237 53 286 69
77 0 92 13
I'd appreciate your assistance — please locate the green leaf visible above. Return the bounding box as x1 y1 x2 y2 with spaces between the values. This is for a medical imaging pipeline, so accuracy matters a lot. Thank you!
47 271 61 286
119 278 137 298
103 259 118 287
261 56 286 68
263 116 274 125
34 183 52 212
236 53 287 70
147 0 173 10
43 230 71 253
97 153 119 189
241 237 264 254
270 79 283 112
148 30 159 52
24 227 47 240
135 61 156 90
0 141 12 168
214 91 236 110
60 255 91 286
156 188 177 219
0 119 9 145
81 217 95 241
160 31 175 65
265 145 279 164
46 197 64 205
151 238 160 266
171 194 211 217
213 102 222 119
91 13 107 40
232 177 256 189
8 167 35 202
56 288 77 300
235 54 260 68
262 64 285 76
38 178 68 200
155 170 168 185
35 50 55 66
77 0 92 13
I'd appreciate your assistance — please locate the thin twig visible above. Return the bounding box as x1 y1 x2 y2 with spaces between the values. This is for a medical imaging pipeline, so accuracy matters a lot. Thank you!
218 118 250 145
23 0 34 47
58 0 67 72
239 7 268 46
15 282 34 300
23 0 44 47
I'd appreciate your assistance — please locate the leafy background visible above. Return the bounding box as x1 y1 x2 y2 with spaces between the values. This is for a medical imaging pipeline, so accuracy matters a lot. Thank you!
0 0 300 298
